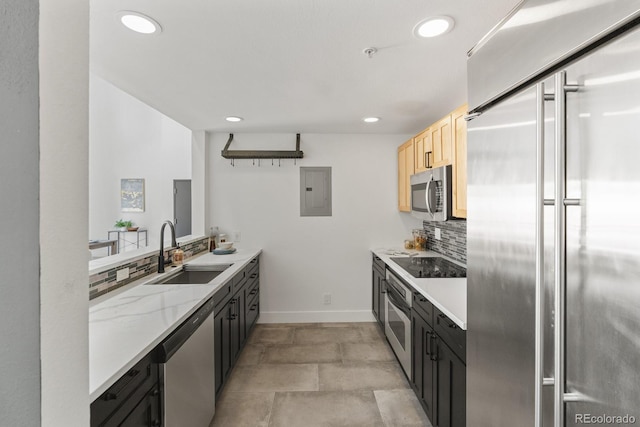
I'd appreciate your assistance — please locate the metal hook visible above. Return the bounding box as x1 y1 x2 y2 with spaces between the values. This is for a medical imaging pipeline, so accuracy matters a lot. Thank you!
253 159 255 166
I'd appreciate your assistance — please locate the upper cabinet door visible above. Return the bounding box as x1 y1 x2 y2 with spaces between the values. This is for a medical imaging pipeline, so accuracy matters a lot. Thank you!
414 128 432 173
398 139 414 212
431 115 453 168
451 104 467 218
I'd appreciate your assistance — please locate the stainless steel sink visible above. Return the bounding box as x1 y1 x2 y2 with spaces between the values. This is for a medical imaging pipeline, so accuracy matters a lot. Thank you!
147 264 232 285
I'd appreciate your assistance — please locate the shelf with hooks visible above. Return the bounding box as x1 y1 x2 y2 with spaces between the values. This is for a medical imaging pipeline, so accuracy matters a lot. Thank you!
221 133 304 164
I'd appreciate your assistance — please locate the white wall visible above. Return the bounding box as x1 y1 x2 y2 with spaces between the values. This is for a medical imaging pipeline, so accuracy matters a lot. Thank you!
0 1 41 425
89 75 192 250
209 133 422 322
40 0 90 425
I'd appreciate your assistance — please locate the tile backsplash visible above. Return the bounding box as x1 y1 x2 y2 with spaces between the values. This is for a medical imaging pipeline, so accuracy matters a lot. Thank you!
89 236 209 300
423 220 466 265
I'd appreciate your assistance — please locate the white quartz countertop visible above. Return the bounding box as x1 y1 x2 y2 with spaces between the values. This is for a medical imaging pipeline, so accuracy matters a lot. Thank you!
371 248 467 330
89 248 262 401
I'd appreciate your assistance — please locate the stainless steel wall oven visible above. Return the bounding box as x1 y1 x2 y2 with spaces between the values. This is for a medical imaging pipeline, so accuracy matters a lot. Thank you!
384 269 412 378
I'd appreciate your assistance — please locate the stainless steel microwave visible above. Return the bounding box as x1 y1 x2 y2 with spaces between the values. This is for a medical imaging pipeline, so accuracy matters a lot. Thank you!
410 165 453 221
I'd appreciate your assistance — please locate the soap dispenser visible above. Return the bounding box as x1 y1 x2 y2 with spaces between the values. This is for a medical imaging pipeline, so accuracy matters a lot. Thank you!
173 245 184 265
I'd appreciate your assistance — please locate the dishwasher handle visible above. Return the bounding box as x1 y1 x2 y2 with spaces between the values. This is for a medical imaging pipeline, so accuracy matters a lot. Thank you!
156 298 215 362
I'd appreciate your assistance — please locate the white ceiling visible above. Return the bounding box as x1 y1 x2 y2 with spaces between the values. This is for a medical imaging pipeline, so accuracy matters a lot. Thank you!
90 0 519 134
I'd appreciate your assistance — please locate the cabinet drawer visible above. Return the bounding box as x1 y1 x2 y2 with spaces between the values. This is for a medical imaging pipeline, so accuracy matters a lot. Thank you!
372 254 386 274
213 281 233 310
90 353 158 427
412 291 434 327
102 383 161 427
247 257 259 277
245 278 259 306
246 267 259 287
434 307 466 363
246 299 259 331
232 268 247 293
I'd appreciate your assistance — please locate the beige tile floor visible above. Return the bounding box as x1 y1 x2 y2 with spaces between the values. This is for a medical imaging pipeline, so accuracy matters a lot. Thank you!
210 322 431 427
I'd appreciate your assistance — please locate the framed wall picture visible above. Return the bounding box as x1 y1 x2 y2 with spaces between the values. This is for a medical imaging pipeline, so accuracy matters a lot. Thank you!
121 178 145 212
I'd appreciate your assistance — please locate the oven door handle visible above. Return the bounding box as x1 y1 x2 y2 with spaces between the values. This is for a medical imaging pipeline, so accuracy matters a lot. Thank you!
386 288 410 318
425 178 433 216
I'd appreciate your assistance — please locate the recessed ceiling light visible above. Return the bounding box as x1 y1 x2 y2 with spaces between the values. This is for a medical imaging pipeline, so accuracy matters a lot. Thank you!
363 117 380 123
413 16 455 38
225 116 244 122
117 11 162 34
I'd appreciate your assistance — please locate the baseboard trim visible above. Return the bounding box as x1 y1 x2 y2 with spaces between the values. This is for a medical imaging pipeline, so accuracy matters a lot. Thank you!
258 310 376 324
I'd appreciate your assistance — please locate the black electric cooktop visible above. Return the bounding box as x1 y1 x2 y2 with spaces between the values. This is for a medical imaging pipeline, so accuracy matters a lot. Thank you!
390 256 466 279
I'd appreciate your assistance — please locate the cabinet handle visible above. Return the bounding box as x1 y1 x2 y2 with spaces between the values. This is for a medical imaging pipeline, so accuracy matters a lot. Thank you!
414 291 427 303
151 420 161 427
250 258 257 263
249 289 258 296
250 304 258 311
250 273 257 279
426 151 432 169
151 388 159 397
101 368 141 401
374 256 381 261
229 299 237 320
381 279 387 294
429 334 438 361
425 331 431 357
438 312 457 329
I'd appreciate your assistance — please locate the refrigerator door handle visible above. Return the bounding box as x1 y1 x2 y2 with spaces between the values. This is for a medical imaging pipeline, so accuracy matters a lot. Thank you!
534 81 549 427
554 70 567 427
553 71 581 427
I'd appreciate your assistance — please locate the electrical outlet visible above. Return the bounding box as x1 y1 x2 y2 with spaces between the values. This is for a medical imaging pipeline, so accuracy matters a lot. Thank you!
116 267 130 282
435 228 442 241
323 293 331 305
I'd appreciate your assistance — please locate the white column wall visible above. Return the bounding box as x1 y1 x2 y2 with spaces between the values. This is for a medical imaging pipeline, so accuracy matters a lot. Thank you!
209 133 422 323
39 0 90 425
191 130 208 236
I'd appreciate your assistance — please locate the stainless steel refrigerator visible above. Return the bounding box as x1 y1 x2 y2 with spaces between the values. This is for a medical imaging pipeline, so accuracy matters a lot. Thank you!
466 1 640 426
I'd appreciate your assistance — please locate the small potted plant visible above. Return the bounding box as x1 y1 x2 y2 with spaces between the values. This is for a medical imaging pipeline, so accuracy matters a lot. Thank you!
114 219 133 231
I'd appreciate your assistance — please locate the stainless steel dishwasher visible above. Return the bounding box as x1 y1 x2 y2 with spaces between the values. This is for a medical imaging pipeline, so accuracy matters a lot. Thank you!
156 298 215 427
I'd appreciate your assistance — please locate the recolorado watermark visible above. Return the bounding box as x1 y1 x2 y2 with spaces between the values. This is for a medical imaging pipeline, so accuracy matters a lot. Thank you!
576 414 637 424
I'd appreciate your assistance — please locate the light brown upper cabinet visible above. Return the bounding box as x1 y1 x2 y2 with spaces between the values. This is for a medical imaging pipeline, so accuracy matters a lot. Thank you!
414 114 453 173
431 115 453 168
451 104 467 218
398 139 414 212
414 128 432 173
398 103 468 217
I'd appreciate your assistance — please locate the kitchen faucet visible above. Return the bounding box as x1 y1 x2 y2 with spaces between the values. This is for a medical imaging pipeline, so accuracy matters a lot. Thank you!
158 220 178 273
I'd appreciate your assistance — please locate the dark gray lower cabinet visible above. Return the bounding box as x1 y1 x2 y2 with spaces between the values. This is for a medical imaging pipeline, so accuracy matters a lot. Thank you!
411 293 466 427
412 310 436 421
372 255 386 326
214 302 232 395
118 386 162 427
91 353 161 427
214 256 260 397
435 338 466 427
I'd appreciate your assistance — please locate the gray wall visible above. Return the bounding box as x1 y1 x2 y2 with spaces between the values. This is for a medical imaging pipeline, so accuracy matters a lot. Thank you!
0 1 41 425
